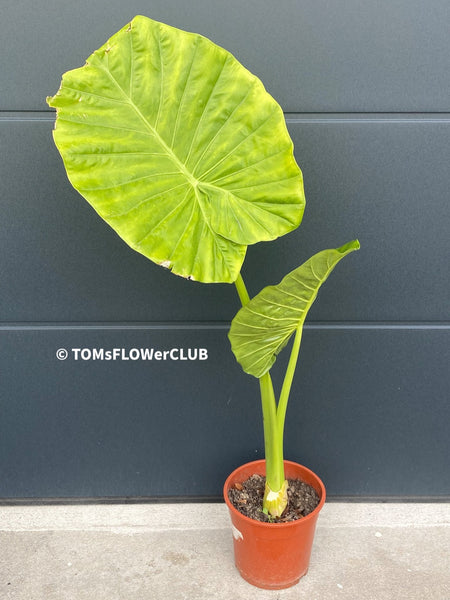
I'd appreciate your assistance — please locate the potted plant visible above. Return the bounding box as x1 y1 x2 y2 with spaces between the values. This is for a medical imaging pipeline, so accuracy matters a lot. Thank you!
47 15 359 589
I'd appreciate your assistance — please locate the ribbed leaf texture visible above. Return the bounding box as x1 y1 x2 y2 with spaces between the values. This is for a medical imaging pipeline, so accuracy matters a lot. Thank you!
47 15 305 282
229 241 360 377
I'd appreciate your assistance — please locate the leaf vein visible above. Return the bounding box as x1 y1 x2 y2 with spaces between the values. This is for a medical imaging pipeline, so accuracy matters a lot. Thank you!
134 187 192 247
184 55 230 166
170 37 200 148
208 147 288 186
197 106 280 181
190 81 255 177
79 171 182 192
108 182 190 217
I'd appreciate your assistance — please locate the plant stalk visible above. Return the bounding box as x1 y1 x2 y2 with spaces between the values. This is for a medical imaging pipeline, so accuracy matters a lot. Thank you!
276 324 303 440
259 373 284 491
234 273 250 306
234 273 287 516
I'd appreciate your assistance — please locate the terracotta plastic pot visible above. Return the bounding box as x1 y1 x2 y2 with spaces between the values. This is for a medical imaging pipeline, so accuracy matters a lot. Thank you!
223 459 326 590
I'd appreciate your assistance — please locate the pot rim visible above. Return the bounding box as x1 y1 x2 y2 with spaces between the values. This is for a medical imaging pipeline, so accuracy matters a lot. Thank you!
223 459 326 529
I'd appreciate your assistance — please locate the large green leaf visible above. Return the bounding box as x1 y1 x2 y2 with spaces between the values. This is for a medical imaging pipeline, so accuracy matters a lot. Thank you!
228 240 360 377
47 15 305 283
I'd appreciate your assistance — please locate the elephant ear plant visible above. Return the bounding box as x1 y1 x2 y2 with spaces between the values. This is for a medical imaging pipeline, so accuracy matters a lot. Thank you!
47 15 359 518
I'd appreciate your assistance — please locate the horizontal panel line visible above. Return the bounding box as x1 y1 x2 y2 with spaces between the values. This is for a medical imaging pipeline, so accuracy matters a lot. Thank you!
285 115 450 124
0 111 449 124
1 494 449 505
0 112 55 122
1 322 449 331
0 495 222 506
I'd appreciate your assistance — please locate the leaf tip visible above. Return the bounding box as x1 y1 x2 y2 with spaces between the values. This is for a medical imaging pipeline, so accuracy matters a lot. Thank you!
339 239 360 253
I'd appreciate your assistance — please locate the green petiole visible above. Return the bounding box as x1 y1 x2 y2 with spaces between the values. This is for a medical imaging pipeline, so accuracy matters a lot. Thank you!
234 273 292 517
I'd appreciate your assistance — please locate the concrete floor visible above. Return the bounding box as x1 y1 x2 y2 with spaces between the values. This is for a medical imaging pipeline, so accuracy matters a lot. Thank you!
0 502 448 599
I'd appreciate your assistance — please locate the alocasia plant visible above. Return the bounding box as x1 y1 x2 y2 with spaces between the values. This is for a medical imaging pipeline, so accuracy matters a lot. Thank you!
47 15 359 517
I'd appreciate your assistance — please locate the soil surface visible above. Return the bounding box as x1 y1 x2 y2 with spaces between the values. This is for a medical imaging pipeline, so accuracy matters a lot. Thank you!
228 474 320 523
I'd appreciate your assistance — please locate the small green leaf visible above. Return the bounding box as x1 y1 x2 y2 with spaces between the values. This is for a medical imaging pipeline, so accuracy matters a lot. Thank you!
47 15 305 283
228 240 360 377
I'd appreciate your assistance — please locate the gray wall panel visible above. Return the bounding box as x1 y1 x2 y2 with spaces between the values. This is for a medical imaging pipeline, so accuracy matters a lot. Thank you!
0 326 448 498
2 1 450 112
0 327 244 498
1 117 448 322
1 1 449 500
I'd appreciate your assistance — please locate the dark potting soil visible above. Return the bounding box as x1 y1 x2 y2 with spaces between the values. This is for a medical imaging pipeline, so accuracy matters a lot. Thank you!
228 474 320 523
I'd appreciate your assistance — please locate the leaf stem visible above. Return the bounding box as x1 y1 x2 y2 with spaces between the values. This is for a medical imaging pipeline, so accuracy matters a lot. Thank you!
276 323 303 440
234 273 250 306
233 273 285 494
260 373 284 492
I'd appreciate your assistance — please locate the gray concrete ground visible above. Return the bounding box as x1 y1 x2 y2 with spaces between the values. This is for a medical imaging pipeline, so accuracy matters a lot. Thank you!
0 502 448 599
